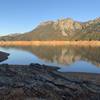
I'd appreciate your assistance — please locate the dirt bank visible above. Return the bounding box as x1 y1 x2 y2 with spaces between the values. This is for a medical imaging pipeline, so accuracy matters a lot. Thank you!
0 63 99 100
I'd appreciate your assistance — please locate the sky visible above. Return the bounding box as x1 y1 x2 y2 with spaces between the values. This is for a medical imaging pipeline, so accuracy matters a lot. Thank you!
0 0 99 35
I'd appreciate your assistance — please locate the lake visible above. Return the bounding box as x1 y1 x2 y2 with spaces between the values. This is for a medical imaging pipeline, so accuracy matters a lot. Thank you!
0 46 100 73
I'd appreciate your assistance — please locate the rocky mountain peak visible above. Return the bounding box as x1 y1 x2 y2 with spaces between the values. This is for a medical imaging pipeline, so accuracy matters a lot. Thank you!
0 17 100 41
53 18 82 36
39 21 54 26
94 17 100 22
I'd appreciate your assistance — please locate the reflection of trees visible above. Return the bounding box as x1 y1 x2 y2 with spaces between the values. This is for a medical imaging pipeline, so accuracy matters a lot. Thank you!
2 46 100 67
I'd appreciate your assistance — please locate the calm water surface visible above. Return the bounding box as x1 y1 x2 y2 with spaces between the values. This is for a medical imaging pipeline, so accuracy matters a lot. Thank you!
0 46 100 73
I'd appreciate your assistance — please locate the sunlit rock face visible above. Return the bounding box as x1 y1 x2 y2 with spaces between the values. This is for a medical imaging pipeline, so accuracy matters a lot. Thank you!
53 18 82 36
0 17 100 41
34 17 100 38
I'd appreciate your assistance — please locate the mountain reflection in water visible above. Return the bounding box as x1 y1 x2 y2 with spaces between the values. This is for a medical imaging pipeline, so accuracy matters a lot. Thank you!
11 46 100 66
0 46 100 73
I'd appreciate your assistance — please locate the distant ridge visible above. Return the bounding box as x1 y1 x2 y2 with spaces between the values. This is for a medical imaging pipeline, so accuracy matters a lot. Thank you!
0 17 100 41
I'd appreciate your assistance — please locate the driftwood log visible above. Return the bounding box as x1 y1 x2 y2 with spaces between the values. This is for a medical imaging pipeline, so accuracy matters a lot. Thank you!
0 63 99 100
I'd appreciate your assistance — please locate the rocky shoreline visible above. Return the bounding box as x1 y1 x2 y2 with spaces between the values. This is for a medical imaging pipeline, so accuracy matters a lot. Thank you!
0 63 99 100
0 51 9 62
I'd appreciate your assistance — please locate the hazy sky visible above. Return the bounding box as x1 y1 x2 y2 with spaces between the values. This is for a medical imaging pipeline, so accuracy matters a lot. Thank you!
0 0 99 35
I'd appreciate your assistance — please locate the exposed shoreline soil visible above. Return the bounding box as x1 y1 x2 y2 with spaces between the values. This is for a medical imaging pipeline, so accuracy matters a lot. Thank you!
0 63 99 100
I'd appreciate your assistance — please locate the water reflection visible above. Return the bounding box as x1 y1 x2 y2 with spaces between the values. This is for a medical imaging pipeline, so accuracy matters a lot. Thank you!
0 46 100 73
6 46 100 67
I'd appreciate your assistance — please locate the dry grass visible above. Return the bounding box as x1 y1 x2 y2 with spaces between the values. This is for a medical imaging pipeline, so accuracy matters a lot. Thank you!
0 41 100 46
